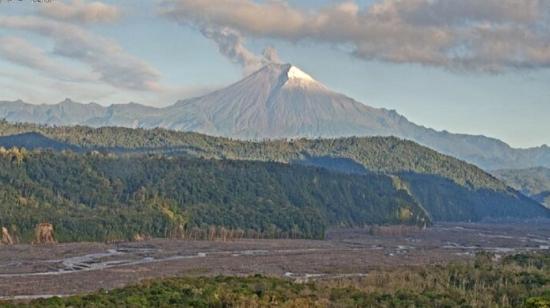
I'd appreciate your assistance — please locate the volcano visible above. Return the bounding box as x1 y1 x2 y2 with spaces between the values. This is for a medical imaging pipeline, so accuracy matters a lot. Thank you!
154 63 409 139
1 63 550 170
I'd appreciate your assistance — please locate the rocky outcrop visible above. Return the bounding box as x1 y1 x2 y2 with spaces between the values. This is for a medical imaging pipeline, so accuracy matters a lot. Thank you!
1 227 14 245
34 223 56 244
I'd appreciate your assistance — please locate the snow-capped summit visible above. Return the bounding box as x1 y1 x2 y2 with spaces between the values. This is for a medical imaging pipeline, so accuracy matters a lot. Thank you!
283 65 326 90
287 65 315 82
0 62 424 141
159 63 405 139
3 62 550 170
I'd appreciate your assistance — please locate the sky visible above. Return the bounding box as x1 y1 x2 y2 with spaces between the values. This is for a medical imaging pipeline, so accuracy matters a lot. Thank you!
0 0 549 148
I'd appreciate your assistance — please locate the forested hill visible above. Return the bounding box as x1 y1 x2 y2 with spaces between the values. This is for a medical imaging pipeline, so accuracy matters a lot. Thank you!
0 150 427 242
494 167 550 209
0 121 548 226
0 120 506 190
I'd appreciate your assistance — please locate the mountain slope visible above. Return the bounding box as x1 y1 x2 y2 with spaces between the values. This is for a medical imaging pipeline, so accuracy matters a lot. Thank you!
0 122 548 222
494 167 550 208
154 64 402 139
0 150 427 242
1 64 549 170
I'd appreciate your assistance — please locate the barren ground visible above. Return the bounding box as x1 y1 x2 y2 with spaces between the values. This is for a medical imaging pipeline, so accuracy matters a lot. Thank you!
0 222 549 300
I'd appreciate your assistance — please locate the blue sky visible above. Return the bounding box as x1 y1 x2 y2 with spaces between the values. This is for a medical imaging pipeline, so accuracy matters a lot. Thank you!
0 0 549 148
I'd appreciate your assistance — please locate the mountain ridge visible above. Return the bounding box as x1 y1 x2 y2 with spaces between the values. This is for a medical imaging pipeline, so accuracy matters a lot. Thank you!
494 167 550 208
2 63 549 170
1 122 548 223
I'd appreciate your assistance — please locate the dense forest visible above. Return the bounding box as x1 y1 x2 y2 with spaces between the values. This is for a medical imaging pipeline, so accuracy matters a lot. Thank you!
0 120 509 190
4 252 549 307
0 148 428 242
0 121 548 229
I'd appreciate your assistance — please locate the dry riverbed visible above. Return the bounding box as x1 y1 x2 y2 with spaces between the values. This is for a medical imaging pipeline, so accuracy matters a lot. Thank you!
0 222 548 300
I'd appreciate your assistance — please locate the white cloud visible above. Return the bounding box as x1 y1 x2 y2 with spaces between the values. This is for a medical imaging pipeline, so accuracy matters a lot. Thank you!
161 0 550 72
0 36 97 82
0 16 162 91
39 0 120 23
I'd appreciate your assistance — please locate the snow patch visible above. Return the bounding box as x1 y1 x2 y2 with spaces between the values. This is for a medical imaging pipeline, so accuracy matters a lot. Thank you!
283 65 326 90
287 66 315 82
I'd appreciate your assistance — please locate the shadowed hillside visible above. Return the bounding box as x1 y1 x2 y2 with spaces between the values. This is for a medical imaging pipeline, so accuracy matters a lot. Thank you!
0 150 429 242
494 167 550 208
0 132 80 152
0 121 548 226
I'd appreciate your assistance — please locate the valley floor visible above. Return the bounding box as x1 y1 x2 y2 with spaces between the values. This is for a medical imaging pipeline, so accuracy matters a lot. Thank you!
0 222 549 300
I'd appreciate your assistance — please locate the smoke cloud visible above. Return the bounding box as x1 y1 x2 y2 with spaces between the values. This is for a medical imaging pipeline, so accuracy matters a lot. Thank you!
200 27 283 74
161 0 550 72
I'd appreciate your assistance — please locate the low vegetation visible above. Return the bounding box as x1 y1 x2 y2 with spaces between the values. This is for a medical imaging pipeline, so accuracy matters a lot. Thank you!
3 253 549 307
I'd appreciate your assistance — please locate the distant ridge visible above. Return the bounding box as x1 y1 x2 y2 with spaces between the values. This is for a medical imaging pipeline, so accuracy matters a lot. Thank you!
494 167 550 208
1 64 549 170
